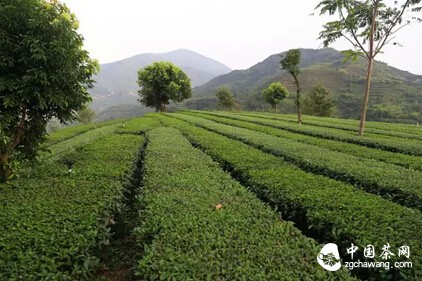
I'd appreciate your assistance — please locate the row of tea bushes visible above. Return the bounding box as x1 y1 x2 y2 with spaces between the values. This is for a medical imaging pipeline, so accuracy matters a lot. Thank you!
115 116 162 135
173 113 422 211
186 111 422 172
238 112 422 141
45 119 124 146
45 123 122 159
156 113 422 281
202 111 422 156
135 126 354 280
0 115 164 279
243 112 422 137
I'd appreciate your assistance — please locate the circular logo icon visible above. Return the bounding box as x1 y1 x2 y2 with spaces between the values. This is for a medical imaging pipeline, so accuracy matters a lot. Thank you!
317 243 342 271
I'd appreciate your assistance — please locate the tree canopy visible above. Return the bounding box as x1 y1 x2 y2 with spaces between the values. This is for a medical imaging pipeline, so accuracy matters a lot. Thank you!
0 0 98 181
280 49 303 124
316 0 421 135
262 82 289 113
137 61 192 112
216 87 235 110
76 107 96 124
303 86 337 117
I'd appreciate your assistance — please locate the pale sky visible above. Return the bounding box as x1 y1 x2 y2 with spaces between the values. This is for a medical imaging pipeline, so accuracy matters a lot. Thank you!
61 0 422 75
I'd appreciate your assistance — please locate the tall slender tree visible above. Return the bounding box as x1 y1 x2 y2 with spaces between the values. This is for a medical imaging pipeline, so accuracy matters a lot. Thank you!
280 49 302 125
316 0 421 136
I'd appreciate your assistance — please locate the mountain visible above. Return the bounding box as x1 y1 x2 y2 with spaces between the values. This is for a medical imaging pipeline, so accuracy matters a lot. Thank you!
90 49 232 110
191 48 422 122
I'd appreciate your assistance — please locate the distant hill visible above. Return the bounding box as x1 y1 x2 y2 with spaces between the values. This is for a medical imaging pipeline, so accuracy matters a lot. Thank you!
191 48 422 122
90 49 232 111
94 104 153 122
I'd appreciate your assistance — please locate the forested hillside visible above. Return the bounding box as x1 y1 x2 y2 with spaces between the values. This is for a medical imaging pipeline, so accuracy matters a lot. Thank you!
190 48 422 122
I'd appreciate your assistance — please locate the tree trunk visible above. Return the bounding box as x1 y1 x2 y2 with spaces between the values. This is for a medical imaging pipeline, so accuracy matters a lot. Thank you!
294 75 302 125
0 153 11 183
359 58 374 136
358 2 378 137
155 104 167 112
297 97 302 125
0 108 27 182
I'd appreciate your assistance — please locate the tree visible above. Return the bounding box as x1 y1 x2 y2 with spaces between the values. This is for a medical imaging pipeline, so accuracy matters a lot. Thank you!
280 49 303 124
216 87 235 110
0 0 98 182
303 86 337 117
76 107 95 124
316 0 421 136
262 82 289 113
137 61 192 112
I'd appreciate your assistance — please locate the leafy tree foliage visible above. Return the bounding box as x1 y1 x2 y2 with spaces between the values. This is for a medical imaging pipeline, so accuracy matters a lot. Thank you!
316 0 421 136
0 0 98 182
262 82 289 113
76 107 95 124
137 61 192 112
280 49 303 124
303 86 337 117
216 87 235 110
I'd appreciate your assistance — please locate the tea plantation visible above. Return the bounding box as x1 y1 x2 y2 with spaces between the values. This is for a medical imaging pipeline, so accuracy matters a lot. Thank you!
1 111 421 280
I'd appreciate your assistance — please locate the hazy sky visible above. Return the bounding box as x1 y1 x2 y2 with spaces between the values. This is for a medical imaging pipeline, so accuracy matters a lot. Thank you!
61 0 422 75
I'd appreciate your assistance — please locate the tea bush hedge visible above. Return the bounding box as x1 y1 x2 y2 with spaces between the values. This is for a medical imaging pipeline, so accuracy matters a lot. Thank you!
0 133 143 279
186 111 422 171
242 112 422 137
155 113 422 281
200 111 422 156
135 126 354 280
46 119 124 146
239 112 422 140
172 113 422 211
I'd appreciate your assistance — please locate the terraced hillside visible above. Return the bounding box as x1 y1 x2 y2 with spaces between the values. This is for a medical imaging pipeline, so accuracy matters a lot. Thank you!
1 111 421 280
191 48 422 122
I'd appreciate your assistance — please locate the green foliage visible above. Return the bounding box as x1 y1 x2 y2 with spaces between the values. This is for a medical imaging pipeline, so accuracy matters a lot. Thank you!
137 61 192 112
303 86 337 117
155 113 422 281
76 107 96 124
89 49 231 110
172 113 422 211
94 104 153 122
316 0 421 55
45 123 122 159
280 49 302 123
193 48 422 123
316 0 422 135
221 112 422 156
2 112 422 279
135 126 354 280
114 117 162 135
288 113 422 135
0 133 143 280
215 86 235 110
280 49 301 77
45 119 123 146
252 112 422 140
186 111 422 172
0 0 98 182
261 82 289 112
